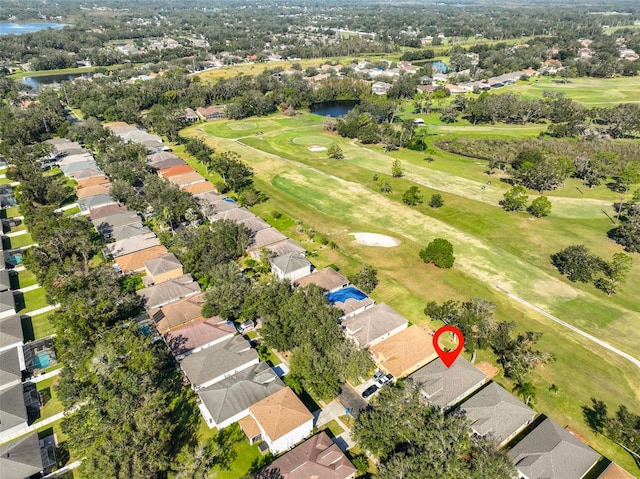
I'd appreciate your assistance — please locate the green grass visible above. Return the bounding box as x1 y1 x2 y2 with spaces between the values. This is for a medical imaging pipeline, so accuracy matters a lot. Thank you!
0 176 14 185
182 115 640 474
321 419 345 438
62 206 81 216
3 205 21 218
209 423 264 479
10 269 38 289
7 232 35 248
16 287 51 314
35 376 65 420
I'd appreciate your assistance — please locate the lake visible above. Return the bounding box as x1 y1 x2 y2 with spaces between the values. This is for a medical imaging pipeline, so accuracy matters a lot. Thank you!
21 73 89 91
310 100 358 118
0 22 67 35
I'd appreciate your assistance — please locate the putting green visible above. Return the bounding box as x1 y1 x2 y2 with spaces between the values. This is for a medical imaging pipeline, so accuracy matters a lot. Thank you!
291 136 333 146
227 122 259 131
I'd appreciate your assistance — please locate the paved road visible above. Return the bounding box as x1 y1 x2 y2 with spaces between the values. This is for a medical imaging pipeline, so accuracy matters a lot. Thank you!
337 384 368 417
503 290 640 370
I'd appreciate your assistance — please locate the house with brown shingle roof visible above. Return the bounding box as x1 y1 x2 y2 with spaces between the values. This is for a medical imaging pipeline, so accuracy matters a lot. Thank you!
295 267 349 293
114 245 168 273
197 106 226 120
260 430 356 479
76 183 111 199
158 164 194 178
89 204 128 220
149 291 206 333
598 462 636 479
369 326 438 378
182 181 216 195
241 387 314 454
163 316 236 359
76 175 110 189
167 171 206 187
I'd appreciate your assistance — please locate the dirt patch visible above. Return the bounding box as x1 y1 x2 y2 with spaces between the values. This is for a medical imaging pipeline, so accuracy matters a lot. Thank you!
308 145 327 152
352 232 400 247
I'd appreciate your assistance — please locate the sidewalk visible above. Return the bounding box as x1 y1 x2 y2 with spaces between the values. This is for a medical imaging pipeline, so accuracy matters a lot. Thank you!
16 284 41 293
21 304 60 317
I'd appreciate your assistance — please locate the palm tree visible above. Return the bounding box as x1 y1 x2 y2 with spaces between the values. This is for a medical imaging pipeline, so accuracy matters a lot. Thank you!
513 381 536 406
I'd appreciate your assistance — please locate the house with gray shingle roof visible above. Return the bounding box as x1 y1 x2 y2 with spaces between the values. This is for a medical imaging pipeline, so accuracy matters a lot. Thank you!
508 417 599 479
108 223 151 241
198 362 285 429
0 347 23 388
0 270 11 292
409 357 488 409
0 432 45 479
341 303 408 348
60 160 98 175
458 382 536 447
0 383 28 438
295 267 349 293
143 253 184 286
105 233 161 258
179 335 259 390
210 208 256 223
263 239 307 258
0 290 16 319
0 315 23 354
69 168 104 180
271 252 312 282
137 274 200 310
77 193 116 212
91 211 141 237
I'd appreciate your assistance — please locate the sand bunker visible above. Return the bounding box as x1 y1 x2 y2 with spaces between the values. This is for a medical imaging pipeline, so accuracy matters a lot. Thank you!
308 145 327 152
352 232 400 247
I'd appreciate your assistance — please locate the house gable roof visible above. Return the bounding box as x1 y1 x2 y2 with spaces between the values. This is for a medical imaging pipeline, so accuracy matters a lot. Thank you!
0 432 44 479
144 253 183 278
370 326 438 378
0 315 23 351
598 462 636 479
105 233 161 258
110 223 152 241
0 270 11 292
458 382 535 444
77 193 115 211
163 316 236 357
198 362 284 425
409 356 487 408
167 171 206 187
76 175 110 189
139 275 201 312
271 252 312 275
91 211 141 235
341 303 408 348
0 347 22 386
159 164 194 178
88 204 128 220
211 208 256 222
508 417 600 479
115 245 169 273
249 387 313 441
264 239 307 258
0 290 16 315
182 181 216 195
179 335 258 388
0 383 28 433
262 430 357 479
248 228 288 251
294 267 348 292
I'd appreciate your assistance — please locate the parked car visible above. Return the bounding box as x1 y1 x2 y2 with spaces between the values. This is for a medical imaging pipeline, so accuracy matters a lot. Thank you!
372 371 385 381
236 319 255 334
376 373 394 388
362 385 379 399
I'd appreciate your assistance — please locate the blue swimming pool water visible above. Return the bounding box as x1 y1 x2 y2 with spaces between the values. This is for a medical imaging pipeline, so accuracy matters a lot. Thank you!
33 351 52 369
7 253 23 266
327 286 368 304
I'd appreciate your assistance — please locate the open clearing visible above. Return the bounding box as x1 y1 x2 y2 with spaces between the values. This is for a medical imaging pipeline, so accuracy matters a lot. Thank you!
352 232 400 247
291 135 333 146
182 109 640 474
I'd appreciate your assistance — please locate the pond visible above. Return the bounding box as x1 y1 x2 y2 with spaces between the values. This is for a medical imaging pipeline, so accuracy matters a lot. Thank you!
0 22 67 35
21 72 89 91
310 100 358 118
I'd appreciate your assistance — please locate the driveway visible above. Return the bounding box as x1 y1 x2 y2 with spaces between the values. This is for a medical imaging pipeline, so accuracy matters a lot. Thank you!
337 383 368 417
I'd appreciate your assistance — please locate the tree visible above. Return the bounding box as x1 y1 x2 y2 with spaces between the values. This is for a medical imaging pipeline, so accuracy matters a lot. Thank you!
429 193 444 208
348 264 378 293
551 245 605 283
420 238 455 268
202 262 252 320
500 185 528 212
391 159 403 178
594 252 632 296
327 144 344 160
528 196 552 217
380 179 392 193
513 381 536 406
402 186 423 206
511 149 573 193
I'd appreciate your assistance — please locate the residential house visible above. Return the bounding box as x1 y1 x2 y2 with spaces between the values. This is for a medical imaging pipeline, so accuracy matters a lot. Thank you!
60 160 99 176
143 253 184 285
77 194 116 212
0 383 28 438
263 239 307 258
205 198 239 216
68 168 104 180
75 183 111 200
260 430 357 479
0 347 23 388
89 203 129 220
182 181 216 195
508 417 600 479
409 356 488 409
295 267 349 293
0 290 16 319
167 171 206 188
158 164 194 179
114 245 169 273
139 275 201 311
211 208 256 223
371 81 392 95
457 382 536 447
198 362 285 429
105 233 161 258
149 290 207 332
326 287 374 319
370 326 438 378
163 316 236 359
270 252 313 282
147 152 185 170
91 211 142 238
341 303 408 348
179 335 259 390
444 83 467 94
247 228 288 255
0 270 11 292
194 191 226 210
57 153 94 169
0 315 23 355
0 432 48 479
399 61 418 74
597 462 636 479
76 175 110 189
416 85 437 94
240 387 314 454
240 217 271 234
108 223 152 242
197 106 226 120
183 108 199 122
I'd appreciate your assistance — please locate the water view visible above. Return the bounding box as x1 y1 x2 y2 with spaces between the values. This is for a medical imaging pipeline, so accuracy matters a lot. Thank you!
21 73 89 91
309 100 358 118
0 22 67 35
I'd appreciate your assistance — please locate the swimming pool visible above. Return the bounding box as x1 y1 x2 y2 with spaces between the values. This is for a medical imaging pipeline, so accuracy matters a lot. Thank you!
327 286 368 304
33 351 53 369
6 252 23 266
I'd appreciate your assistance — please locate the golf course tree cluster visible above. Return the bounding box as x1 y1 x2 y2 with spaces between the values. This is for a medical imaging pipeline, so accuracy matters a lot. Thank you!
327 144 344 160
352 382 516 479
402 185 423 206
500 187 552 217
348 264 379 294
424 299 553 395
3 152 201 478
582 398 640 462
551 245 632 295
420 238 455 269
610 200 640 253
510 149 574 193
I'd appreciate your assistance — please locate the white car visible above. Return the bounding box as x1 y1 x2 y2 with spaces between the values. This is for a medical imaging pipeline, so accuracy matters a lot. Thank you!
376 374 394 388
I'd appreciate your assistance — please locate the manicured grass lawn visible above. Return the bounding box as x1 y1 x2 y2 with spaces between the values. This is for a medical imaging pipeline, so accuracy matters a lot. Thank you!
7 232 35 248
209 423 264 479
3 205 21 218
16 287 51 314
25 310 56 340
183 116 640 474
35 376 65 420
321 419 344 438
10 269 38 289
62 206 81 216
0 176 14 185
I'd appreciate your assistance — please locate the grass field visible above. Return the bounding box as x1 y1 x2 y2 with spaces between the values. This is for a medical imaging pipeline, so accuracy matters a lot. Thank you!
183 112 640 473
16 287 51 314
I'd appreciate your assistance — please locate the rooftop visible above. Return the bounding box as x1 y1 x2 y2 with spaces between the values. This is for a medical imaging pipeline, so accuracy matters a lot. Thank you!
0 383 28 433
105 232 161 258
163 316 236 357
271 252 312 275
294 267 350 292
144 253 183 278
148 289 205 330
115 245 169 273
0 315 23 351
341 303 408 348
370 326 438 378
0 432 44 479
138 274 200 311
249 387 314 442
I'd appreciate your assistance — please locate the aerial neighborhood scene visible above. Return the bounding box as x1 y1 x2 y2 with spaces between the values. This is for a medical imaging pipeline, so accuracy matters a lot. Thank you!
1 0 640 478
